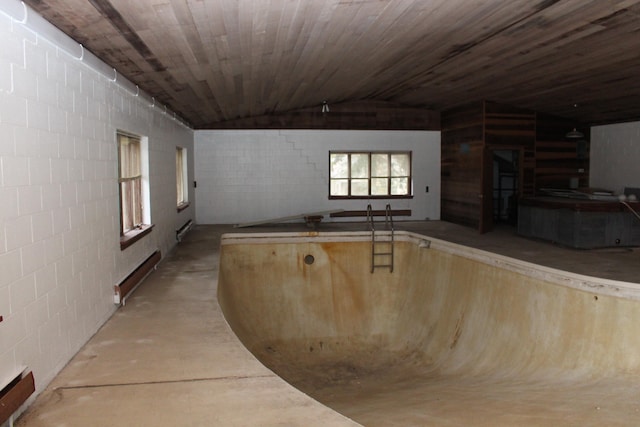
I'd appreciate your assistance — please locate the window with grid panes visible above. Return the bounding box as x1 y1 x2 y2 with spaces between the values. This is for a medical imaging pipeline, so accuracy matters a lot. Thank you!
329 151 412 198
117 131 153 249
118 133 143 234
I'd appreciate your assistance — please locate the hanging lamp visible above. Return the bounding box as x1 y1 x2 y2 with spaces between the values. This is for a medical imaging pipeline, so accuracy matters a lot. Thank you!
566 128 584 139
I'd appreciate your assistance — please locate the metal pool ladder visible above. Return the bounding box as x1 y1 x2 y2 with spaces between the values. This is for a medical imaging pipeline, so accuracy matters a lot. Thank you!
368 204 394 273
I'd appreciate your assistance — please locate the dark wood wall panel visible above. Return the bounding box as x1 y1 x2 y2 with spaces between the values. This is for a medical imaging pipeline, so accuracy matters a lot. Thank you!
535 113 589 191
484 102 537 196
522 151 537 196
441 102 484 228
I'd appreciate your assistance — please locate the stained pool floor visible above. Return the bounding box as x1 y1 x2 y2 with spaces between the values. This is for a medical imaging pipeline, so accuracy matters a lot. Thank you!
15 221 640 426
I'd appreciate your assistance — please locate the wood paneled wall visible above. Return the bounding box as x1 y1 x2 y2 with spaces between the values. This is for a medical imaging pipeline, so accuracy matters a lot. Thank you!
441 101 587 230
205 101 440 130
535 113 589 191
441 102 484 228
484 102 536 196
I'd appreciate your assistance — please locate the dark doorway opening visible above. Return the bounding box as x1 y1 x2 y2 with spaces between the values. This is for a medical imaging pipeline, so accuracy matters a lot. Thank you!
492 150 519 226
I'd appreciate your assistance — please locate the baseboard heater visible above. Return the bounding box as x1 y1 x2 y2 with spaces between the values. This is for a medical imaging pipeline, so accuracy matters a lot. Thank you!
176 219 193 242
114 250 161 305
0 369 35 425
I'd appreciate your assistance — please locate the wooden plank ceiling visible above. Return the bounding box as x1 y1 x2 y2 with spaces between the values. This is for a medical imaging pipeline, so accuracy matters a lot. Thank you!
23 0 640 129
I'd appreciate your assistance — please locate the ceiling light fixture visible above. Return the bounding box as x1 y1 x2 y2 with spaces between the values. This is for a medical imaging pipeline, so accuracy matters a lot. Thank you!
566 103 584 139
566 128 584 139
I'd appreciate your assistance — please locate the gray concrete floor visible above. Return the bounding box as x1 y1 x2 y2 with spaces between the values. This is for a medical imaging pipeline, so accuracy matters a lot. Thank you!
14 221 640 426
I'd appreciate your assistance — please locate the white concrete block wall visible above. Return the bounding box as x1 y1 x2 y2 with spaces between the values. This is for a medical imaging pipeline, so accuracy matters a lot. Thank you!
195 130 440 224
590 121 640 194
0 3 195 415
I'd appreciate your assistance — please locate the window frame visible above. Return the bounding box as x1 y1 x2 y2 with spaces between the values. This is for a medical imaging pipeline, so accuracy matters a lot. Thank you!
117 131 153 249
328 150 413 199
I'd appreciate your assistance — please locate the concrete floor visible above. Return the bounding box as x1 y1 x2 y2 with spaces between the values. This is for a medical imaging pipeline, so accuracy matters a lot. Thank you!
14 221 640 426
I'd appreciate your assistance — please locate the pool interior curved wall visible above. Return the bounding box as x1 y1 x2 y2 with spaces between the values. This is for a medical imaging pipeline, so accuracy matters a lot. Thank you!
218 231 640 426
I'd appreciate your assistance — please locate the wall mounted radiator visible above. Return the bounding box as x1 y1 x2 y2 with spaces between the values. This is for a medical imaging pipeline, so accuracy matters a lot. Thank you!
0 368 35 425
176 219 193 242
114 250 161 305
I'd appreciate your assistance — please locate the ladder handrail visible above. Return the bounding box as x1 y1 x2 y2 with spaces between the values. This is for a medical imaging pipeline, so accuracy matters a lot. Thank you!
369 204 395 273
385 203 394 233
367 204 375 273
385 204 394 273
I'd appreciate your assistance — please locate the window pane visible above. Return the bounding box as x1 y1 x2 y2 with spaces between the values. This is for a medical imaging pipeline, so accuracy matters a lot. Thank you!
391 177 409 195
371 154 389 177
351 179 369 196
330 154 349 178
176 148 186 205
120 182 131 232
371 178 389 195
121 181 134 232
391 154 410 177
133 178 142 225
330 179 349 196
350 154 369 178
119 137 140 178
121 178 143 232
118 137 128 178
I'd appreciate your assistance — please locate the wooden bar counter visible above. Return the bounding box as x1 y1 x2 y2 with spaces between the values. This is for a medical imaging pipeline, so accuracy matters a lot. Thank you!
518 197 640 249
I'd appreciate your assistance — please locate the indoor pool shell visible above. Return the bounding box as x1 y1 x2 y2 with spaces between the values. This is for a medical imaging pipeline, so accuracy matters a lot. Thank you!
218 230 640 426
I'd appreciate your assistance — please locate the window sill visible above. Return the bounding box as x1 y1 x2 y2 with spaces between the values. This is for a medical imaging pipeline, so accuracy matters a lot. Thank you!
120 224 154 250
177 202 190 213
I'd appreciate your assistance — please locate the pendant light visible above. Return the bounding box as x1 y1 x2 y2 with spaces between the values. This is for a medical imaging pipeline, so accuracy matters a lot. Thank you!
566 104 584 139
566 128 584 139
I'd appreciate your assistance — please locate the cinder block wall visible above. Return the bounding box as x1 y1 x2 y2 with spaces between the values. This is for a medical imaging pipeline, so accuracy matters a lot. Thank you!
195 130 441 224
0 4 194 411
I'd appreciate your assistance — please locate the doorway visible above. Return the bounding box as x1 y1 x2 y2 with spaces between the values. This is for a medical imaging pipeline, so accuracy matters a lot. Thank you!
492 150 519 225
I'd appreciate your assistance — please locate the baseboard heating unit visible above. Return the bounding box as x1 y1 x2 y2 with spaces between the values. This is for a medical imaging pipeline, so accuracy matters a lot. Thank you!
114 250 161 305
176 219 193 242
0 368 35 425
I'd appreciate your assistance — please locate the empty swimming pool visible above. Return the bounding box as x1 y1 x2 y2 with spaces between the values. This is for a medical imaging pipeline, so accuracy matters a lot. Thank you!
218 231 640 426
